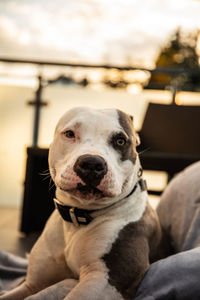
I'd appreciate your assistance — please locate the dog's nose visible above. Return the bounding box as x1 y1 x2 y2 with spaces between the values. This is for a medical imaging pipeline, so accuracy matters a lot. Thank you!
74 154 108 186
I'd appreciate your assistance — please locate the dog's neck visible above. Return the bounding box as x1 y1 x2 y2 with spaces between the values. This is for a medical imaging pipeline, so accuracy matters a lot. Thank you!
54 171 147 227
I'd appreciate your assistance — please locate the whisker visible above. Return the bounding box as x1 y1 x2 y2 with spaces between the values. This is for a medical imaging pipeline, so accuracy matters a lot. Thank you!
39 169 51 181
49 178 55 192
42 175 51 181
138 147 151 156
40 169 50 176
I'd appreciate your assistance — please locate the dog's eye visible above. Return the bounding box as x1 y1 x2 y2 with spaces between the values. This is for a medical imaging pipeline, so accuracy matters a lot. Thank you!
64 130 75 139
116 137 126 146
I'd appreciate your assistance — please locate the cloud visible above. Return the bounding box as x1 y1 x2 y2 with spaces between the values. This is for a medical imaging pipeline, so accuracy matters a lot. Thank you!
0 0 200 66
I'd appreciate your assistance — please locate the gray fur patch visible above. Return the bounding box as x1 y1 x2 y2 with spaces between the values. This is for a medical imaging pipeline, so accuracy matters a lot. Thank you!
113 110 137 163
102 203 162 298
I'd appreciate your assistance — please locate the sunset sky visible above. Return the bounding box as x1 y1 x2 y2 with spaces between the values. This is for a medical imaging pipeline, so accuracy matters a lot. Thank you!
1 0 200 208
0 0 200 68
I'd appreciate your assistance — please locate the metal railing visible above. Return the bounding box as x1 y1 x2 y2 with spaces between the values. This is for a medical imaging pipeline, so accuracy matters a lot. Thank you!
1 56 200 147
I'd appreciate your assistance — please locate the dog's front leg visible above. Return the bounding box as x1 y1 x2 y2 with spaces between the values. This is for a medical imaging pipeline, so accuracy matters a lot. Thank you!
64 260 123 300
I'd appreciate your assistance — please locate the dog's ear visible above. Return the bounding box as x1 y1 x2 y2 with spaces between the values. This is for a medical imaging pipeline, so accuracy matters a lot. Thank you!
135 133 140 146
127 114 140 145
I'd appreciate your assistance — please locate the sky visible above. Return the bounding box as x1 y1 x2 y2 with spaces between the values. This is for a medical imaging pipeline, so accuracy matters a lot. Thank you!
1 0 200 207
0 0 200 68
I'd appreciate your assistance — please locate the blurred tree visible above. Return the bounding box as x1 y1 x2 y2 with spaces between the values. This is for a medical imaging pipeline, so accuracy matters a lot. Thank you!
146 28 200 92
103 69 128 89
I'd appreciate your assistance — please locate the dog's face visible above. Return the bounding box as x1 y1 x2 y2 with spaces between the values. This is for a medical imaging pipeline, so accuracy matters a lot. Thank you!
49 107 140 208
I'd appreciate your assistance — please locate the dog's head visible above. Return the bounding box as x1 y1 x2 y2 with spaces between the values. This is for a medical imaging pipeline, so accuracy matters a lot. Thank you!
49 107 141 208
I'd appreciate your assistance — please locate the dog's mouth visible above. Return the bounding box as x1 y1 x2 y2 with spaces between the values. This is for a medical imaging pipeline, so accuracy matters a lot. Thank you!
59 183 104 200
77 183 103 196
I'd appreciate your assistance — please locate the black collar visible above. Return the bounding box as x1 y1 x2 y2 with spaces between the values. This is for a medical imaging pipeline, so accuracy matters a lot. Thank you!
54 199 95 226
125 177 147 198
54 178 147 226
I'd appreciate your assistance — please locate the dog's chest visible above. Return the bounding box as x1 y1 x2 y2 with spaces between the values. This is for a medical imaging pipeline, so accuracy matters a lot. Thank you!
63 217 127 276
61 191 148 277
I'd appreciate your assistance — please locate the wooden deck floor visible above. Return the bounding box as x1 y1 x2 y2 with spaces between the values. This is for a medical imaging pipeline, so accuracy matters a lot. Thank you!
0 207 40 257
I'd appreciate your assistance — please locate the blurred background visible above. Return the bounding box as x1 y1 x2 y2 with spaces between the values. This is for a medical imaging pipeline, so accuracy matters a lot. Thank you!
0 0 200 255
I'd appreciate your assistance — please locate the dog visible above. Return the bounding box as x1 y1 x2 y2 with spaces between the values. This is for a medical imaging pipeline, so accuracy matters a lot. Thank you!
0 107 162 300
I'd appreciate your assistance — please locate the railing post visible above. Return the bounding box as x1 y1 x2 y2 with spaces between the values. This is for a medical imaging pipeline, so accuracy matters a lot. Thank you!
27 75 48 147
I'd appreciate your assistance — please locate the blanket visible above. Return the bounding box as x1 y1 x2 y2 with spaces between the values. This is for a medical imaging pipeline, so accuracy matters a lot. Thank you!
1 161 200 299
1 248 200 300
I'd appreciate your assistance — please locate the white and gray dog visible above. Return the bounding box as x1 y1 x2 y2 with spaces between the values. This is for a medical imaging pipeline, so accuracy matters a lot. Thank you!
0 107 161 300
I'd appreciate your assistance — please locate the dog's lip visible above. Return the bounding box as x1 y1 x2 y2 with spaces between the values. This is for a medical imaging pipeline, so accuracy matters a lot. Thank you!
58 183 105 198
76 183 103 196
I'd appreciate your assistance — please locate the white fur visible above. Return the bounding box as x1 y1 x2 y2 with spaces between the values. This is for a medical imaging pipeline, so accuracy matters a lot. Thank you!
0 107 147 300
49 107 139 210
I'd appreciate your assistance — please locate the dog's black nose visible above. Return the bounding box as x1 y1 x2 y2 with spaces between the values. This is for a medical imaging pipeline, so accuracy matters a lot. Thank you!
74 154 108 186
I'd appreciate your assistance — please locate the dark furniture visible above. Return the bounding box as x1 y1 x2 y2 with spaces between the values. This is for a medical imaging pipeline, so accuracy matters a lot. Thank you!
21 147 55 234
138 103 200 194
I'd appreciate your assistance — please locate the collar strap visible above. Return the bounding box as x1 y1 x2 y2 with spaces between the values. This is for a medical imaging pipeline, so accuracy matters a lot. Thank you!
54 177 147 227
125 177 147 198
54 198 95 226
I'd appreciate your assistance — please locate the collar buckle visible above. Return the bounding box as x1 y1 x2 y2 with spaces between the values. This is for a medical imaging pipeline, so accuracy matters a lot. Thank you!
138 178 147 192
54 198 94 226
69 207 80 227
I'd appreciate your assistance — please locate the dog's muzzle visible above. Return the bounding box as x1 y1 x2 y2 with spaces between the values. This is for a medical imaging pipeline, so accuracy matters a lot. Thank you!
73 154 108 187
